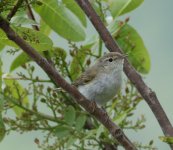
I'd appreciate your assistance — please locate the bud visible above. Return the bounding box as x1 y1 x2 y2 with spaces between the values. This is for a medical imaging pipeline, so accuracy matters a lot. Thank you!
86 59 91 66
40 98 46 103
34 138 40 145
125 17 130 23
47 87 51 93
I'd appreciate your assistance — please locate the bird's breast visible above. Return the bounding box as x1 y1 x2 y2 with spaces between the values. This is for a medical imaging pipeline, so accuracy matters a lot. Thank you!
78 71 122 106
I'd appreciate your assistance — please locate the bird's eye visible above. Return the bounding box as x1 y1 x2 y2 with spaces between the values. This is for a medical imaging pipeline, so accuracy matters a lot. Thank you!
108 58 113 62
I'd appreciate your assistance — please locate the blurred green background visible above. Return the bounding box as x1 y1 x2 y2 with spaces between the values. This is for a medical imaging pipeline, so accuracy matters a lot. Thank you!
1 0 173 149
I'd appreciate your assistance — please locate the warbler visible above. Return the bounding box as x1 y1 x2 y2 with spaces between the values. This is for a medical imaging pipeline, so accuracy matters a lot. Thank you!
73 52 125 106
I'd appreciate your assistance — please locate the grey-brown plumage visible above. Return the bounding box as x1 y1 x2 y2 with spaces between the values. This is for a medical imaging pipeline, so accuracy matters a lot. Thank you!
73 52 125 106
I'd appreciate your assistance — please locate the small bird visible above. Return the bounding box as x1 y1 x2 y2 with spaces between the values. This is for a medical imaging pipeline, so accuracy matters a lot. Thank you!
73 52 125 106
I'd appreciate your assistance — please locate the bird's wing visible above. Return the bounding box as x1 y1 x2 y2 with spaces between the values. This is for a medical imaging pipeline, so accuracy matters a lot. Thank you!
72 66 98 87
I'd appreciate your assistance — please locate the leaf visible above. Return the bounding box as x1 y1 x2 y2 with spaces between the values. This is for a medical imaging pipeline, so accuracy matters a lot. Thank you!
0 59 2 91
70 48 90 80
14 27 53 51
120 0 144 16
10 52 30 71
66 137 76 148
40 19 52 36
114 108 134 124
54 126 70 138
4 79 29 116
11 16 38 26
34 0 86 42
75 114 86 131
89 1 103 17
0 94 4 112
114 111 128 124
96 125 104 139
113 22 150 74
0 114 5 142
62 0 87 27
109 0 131 18
108 0 144 18
0 27 53 51
159 136 173 144
64 106 76 126
0 29 17 48
84 130 96 139
0 94 6 142
0 43 4 52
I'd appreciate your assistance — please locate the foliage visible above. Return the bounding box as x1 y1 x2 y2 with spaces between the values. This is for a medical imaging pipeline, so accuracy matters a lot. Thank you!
0 0 156 149
159 136 173 144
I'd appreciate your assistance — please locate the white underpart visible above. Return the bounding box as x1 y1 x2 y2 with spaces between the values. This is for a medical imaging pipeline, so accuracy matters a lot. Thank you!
78 62 123 106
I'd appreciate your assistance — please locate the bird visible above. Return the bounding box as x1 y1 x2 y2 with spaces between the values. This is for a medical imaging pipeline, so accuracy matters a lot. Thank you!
73 52 125 106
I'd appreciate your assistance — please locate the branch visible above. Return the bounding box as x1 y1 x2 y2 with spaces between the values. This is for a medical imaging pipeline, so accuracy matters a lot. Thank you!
7 0 24 21
9 97 59 123
24 0 54 66
74 0 173 149
25 0 39 31
0 16 137 150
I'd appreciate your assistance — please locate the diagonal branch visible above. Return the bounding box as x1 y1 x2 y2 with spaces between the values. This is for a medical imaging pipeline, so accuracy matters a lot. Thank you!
7 0 24 21
0 16 137 150
25 0 39 31
75 0 173 149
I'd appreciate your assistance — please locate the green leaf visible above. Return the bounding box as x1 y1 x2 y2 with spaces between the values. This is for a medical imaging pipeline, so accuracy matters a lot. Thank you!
109 0 131 18
0 43 4 52
35 0 86 42
62 0 87 27
75 114 86 131
0 29 17 48
54 126 70 138
70 48 90 80
114 111 128 124
66 137 76 148
4 79 29 116
0 114 5 142
0 59 2 92
89 1 103 18
96 125 104 139
84 130 96 139
64 106 76 126
0 27 53 51
10 52 30 71
108 0 144 17
40 19 52 36
159 136 173 144
0 94 4 112
11 16 38 26
120 0 144 16
113 22 150 74
14 27 53 51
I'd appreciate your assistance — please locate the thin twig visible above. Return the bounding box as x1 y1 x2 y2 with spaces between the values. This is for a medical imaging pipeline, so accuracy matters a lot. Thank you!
2 93 62 123
74 0 173 149
0 16 137 150
7 0 24 21
3 76 51 83
25 0 39 31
